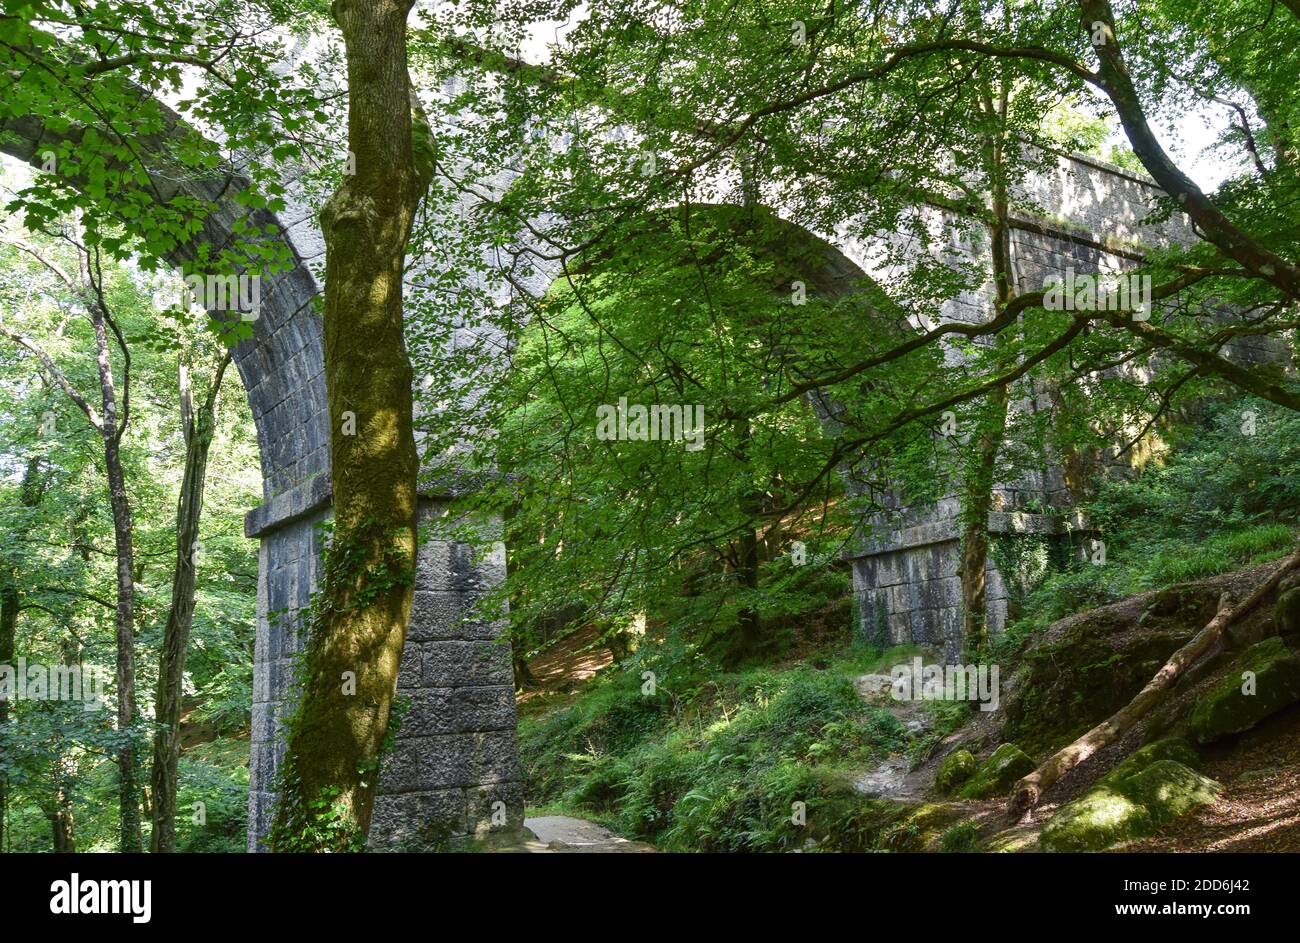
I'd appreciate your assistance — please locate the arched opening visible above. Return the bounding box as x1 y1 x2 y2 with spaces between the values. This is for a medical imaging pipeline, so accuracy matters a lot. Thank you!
462 202 925 689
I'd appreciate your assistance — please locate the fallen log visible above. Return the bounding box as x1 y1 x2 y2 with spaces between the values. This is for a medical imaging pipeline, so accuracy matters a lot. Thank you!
1007 548 1300 818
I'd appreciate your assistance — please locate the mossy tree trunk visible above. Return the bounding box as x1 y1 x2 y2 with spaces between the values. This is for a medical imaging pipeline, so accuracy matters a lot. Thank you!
270 0 433 851
959 386 1010 657
959 74 1015 659
150 351 230 852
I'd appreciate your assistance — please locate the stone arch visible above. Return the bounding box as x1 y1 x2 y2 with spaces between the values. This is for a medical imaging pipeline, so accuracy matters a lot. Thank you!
0 100 524 852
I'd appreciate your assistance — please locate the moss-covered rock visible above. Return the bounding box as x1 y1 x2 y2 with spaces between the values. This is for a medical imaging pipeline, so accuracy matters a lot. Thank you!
934 749 977 796
1039 784 1152 852
1039 759 1220 852
1276 587 1300 636
1000 593 1213 755
1187 636 1300 744
1114 760 1220 826
1098 737 1200 787
880 802 971 852
957 743 1035 799
983 826 1039 853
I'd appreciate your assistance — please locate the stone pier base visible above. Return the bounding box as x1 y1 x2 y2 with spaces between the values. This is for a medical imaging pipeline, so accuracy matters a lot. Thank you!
245 479 523 851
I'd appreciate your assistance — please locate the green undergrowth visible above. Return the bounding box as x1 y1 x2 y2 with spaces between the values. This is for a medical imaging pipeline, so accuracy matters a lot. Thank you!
996 398 1300 660
997 522 1295 662
519 641 924 852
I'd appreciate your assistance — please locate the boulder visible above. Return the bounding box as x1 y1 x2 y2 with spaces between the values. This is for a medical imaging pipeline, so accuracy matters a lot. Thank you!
1276 587 1300 636
934 749 976 796
958 743 1035 800
1039 759 1219 852
1097 737 1200 787
1187 636 1300 743
1115 760 1220 826
1039 784 1152 852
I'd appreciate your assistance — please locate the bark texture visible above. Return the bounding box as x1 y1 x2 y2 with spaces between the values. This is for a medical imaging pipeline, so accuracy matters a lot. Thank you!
150 352 230 853
269 0 432 850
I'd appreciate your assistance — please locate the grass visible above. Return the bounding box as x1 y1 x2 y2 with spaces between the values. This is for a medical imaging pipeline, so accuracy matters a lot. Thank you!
1136 523 1294 588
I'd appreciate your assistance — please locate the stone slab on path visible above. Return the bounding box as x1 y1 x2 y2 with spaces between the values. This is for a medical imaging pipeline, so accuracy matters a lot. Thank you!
513 816 656 853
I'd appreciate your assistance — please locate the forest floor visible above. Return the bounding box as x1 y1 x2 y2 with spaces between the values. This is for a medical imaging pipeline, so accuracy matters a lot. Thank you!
516 624 612 711
517 815 656 852
512 559 1300 852
513 628 658 851
827 667 1300 852
1120 702 1300 852
849 672 932 801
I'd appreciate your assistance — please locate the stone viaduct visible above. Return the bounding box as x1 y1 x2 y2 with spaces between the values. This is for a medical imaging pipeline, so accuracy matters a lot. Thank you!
5 80 1269 851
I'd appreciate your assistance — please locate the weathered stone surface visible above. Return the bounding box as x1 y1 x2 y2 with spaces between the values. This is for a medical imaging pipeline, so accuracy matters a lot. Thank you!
407 590 502 641
1276 587 1300 635
934 749 977 796
1039 785 1152 853
1098 737 1200 787
1119 760 1220 826
421 639 513 686
247 491 523 849
401 685 518 737
1188 636 1300 743
1039 760 1219 852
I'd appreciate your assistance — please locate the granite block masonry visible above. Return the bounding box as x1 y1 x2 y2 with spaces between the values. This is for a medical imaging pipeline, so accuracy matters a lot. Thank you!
245 485 525 851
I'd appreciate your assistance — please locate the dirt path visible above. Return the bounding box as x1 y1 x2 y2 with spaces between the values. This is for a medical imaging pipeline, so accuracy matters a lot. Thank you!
514 816 656 853
849 673 932 800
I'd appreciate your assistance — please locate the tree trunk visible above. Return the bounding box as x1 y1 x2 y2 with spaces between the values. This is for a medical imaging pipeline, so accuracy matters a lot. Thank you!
730 524 762 666
88 278 141 853
960 85 1015 658
270 0 432 850
1078 0 1300 300
0 456 44 853
49 640 79 853
725 414 763 668
150 352 230 853
959 386 1010 657
50 801 75 853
